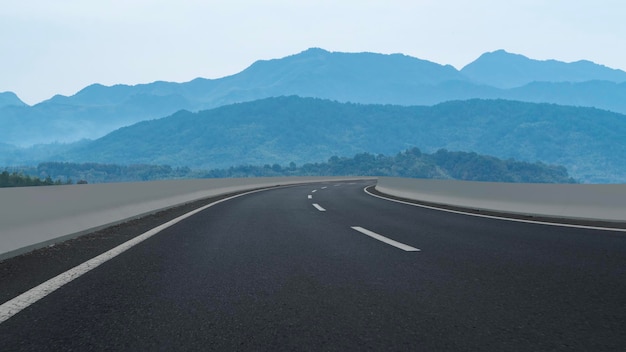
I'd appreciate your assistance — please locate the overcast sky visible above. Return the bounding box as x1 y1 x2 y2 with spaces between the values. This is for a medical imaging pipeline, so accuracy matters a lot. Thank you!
2 0 625 105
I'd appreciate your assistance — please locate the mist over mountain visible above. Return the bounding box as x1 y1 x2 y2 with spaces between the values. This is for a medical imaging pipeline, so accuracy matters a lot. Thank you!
3 48 626 146
23 96 625 183
505 80 626 112
461 50 626 88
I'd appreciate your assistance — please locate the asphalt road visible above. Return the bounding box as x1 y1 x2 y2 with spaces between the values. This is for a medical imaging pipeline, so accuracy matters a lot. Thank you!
1 180 625 351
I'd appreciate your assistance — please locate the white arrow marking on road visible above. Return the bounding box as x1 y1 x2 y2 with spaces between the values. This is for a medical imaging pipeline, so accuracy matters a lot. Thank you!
351 226 420 252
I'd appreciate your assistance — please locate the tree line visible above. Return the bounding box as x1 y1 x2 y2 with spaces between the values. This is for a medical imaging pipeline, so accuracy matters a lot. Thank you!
0 170 73 188
203 148 575 183
2 148 575 187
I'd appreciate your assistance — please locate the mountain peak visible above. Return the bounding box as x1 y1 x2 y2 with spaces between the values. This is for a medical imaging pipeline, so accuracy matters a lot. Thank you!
462 50 626 88
486 49 517 56
300 47 330 55
238 47 467 93
485 49 530 60
0 91 27 108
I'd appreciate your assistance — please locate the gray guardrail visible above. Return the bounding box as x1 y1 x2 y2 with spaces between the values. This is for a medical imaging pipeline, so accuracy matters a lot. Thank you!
376 177 626 223
0 177 370 260
4 176 623 261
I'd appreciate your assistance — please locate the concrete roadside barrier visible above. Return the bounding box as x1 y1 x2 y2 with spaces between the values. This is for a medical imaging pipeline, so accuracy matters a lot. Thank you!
0 177 369 260
376 177 626 222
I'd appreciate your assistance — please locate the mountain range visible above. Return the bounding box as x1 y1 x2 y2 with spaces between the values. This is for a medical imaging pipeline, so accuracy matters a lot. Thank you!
4 96 624 183
2 48 626 146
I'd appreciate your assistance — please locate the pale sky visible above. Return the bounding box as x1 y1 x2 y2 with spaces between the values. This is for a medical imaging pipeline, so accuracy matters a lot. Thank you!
2 0 625 105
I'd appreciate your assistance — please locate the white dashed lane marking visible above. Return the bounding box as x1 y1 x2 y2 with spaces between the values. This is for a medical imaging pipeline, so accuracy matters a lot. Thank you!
313 203 326 212
351 226 420 252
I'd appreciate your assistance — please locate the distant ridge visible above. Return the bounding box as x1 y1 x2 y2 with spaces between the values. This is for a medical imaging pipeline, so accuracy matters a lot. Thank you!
461 49 626 88
2 48 626 146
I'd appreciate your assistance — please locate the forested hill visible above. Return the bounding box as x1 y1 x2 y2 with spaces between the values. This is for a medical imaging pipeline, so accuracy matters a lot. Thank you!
53 96 626 183
16 148 574 185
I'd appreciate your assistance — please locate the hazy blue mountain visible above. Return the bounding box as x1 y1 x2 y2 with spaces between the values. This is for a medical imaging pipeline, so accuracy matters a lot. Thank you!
1 48 470 145
504 81 626 113
461 50 626 88
0 140 90 167
38 48 466 108
45 81 209 108
40 96 626 183
0 92 27 108
0 142 17 154
3 48 626 146
215 47 467 101
0 93 195 146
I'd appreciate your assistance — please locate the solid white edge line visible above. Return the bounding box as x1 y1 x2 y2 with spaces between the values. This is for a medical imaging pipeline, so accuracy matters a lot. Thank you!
363 185 626 233
313 203 326 211
351 226 420 252
0 187 274 325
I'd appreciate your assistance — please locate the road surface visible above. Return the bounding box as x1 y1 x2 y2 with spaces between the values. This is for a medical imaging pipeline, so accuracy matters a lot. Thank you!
1 180 625 351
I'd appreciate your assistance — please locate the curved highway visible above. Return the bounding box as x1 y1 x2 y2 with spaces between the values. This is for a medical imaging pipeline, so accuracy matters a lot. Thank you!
1 180 625 351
